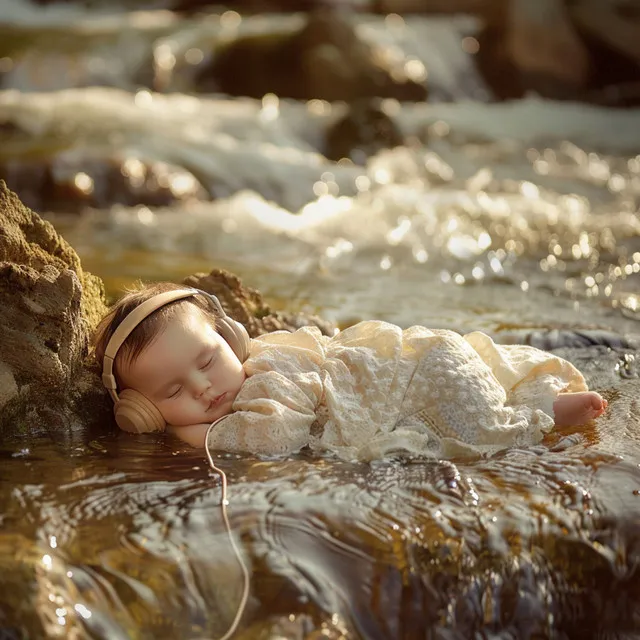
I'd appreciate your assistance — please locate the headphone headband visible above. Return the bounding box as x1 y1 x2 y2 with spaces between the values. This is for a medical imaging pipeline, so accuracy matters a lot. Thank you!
102 288 249 403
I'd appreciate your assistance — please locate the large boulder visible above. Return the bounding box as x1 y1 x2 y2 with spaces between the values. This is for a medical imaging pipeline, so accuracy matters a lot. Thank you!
0 180 107 434
475 0 640 106
568 0 640 107
0 181 106 328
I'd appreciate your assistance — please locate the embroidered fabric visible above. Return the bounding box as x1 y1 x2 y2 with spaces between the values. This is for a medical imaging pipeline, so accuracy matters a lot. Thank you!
206 321 587 460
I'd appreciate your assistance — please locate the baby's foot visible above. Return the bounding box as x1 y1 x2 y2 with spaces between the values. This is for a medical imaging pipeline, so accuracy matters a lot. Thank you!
553 391 608 427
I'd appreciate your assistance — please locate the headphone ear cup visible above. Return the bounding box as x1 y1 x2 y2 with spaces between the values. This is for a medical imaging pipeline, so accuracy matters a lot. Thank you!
216 317 251 363
114 389 166 433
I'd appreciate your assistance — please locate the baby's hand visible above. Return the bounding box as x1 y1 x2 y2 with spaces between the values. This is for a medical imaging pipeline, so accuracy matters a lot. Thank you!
166 422 213 448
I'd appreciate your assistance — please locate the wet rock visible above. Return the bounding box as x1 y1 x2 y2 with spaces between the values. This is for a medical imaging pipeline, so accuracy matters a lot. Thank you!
494 328 637 352
194 9 428 103
569 1 640 107
570 0 640 68
183 268 336 337
0 155 209 215
476 0 589 101
0 264 85 402
505 0 589 98
324 99 405 162
0 362 19 408
0 181 106 328
475 0 640 106
0 181 107 432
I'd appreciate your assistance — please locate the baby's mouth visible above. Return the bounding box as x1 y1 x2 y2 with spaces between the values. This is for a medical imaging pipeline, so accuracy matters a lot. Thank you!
208 392 226 411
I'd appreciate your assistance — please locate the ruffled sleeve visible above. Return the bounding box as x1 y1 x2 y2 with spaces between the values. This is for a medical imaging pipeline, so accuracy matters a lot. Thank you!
205 327 327 456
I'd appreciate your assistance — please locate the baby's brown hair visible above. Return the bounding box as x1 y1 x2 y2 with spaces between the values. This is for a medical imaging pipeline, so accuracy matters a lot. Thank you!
92 282 218 388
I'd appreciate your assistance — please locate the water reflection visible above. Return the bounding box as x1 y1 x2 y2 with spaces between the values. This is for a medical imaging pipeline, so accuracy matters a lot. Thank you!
2 424 640 638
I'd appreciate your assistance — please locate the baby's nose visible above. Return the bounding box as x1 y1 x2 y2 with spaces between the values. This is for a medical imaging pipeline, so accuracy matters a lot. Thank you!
192 375 211 397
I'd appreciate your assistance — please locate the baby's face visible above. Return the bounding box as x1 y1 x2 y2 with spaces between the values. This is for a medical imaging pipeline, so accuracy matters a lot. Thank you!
120 308 246 427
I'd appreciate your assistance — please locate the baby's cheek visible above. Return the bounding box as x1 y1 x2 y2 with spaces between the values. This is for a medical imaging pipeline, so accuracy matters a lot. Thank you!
157 404 173 424
158 400 183 425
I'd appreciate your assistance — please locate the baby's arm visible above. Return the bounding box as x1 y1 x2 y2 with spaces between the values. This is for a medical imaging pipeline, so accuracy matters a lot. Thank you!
166 368 322 455
208 369 322 456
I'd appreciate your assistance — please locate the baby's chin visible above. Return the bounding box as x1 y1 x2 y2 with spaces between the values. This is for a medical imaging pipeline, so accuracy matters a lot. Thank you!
165 391 239 427
165 406 233 428
204 395 236 422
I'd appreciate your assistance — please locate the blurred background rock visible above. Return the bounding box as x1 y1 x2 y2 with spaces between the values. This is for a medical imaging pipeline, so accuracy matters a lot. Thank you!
2 0 639 214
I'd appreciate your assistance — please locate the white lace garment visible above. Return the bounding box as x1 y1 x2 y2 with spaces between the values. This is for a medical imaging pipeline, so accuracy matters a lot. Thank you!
206 321 587 461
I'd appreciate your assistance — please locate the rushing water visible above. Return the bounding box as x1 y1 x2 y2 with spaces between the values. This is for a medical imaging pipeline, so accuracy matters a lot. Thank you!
2 2 640 638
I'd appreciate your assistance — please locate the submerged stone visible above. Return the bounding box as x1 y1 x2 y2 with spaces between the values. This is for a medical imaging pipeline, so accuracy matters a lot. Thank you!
324 98 405 163
494 328 637 351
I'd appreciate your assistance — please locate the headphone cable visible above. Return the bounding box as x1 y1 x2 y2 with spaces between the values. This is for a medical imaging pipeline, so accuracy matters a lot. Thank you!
204 421 251 639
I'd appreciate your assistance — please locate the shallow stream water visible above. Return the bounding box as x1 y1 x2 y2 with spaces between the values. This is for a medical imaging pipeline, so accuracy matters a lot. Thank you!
2 2 640 638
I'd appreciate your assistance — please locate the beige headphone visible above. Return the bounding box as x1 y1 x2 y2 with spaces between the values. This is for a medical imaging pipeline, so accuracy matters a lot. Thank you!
101 288 251 434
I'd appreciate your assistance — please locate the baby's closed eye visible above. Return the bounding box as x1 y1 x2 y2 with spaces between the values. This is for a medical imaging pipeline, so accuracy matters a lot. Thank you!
199 356 214 370
167 385 183 398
